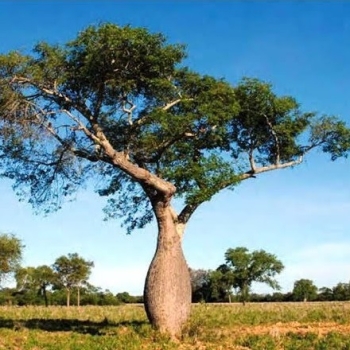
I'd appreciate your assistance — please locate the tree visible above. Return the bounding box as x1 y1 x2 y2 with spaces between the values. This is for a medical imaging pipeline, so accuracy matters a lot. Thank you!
0 23 349 336
0 233 23 286
35 265 56 306
292 279 318 302
210 265 235 302
224 247 284 305
52 253 94 307
15 265 55 306
189 268 211 302
15 265 56 306
332 282 350 301
318 286 333 301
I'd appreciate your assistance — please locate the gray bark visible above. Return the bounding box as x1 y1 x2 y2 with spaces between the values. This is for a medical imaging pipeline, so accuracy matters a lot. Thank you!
144 204 191 338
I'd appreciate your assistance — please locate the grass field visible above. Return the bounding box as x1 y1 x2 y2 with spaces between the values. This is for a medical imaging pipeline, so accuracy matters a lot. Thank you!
1 302 350 349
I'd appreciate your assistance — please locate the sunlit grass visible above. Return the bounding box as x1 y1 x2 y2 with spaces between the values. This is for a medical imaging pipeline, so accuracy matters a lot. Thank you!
1 302 350 349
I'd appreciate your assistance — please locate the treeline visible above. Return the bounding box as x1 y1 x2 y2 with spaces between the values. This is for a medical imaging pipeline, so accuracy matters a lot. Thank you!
191 270 350 303
0 287 143 306
2 233 350 306
189 246 350 304
0 233 142 306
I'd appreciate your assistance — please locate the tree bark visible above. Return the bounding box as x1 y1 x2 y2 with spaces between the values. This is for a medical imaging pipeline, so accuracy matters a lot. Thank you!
77 287 80 307
144 203 191 338
66 289 70 307
43 286 48 307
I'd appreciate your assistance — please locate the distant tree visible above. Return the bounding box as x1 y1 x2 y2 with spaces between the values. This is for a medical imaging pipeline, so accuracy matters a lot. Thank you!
189 268 211 302
1 23 350 337
116 291 137 304
332 282 350 301
0 287 17 305
212 264 235 302
0 233 23 286
318 286 334 301
15 266 36 291
292 279 318 302
35 265 56 306
224 247 284 305
270 292 285 302
15 265 55 306
97 289 120 305
52 253 94 307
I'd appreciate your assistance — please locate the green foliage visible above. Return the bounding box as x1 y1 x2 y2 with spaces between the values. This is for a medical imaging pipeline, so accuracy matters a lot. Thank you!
0 233 23 285
52 253 94 306
15 265 55 306
292 279 318 302
224 247 284 304
0 23 349 233
332 282 350 301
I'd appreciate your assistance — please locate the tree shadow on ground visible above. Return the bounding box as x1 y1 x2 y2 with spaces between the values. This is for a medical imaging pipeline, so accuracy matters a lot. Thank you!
0 317 148 336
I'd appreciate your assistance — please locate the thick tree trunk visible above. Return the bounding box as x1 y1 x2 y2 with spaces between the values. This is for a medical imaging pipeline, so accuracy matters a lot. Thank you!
144 204 191 338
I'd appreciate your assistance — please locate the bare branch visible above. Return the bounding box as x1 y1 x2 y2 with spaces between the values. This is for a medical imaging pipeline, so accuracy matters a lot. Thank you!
61 109 100 145
122 99 136 125
11 77 96 123
263 113 280 164
162 99 181 111
131 97 193 130
239 156 303 181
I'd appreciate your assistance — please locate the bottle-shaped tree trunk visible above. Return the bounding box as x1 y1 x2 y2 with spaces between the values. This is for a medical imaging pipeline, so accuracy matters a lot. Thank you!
144 203 191 338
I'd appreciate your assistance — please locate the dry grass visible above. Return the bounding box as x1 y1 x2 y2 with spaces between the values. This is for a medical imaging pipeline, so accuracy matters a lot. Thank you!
0 302 350 349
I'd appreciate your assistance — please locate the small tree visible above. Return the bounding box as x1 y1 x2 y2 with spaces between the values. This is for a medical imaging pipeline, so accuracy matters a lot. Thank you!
292 279 318 302
0 233 23 286
224 247 284 305
52 253 94 307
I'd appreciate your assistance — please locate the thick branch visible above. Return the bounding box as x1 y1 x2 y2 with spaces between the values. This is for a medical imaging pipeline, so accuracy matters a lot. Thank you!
240 156 303 181
178 203 199 225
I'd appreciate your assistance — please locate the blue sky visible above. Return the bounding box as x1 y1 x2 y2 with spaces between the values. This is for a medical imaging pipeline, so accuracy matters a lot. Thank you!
0 1 349 295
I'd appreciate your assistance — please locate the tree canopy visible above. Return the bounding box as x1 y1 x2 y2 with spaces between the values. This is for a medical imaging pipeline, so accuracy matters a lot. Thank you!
224 247 284 304
292 278 318 302
0 233 23 285
15 265 55 306
0 23 349 233
52 253 94 306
